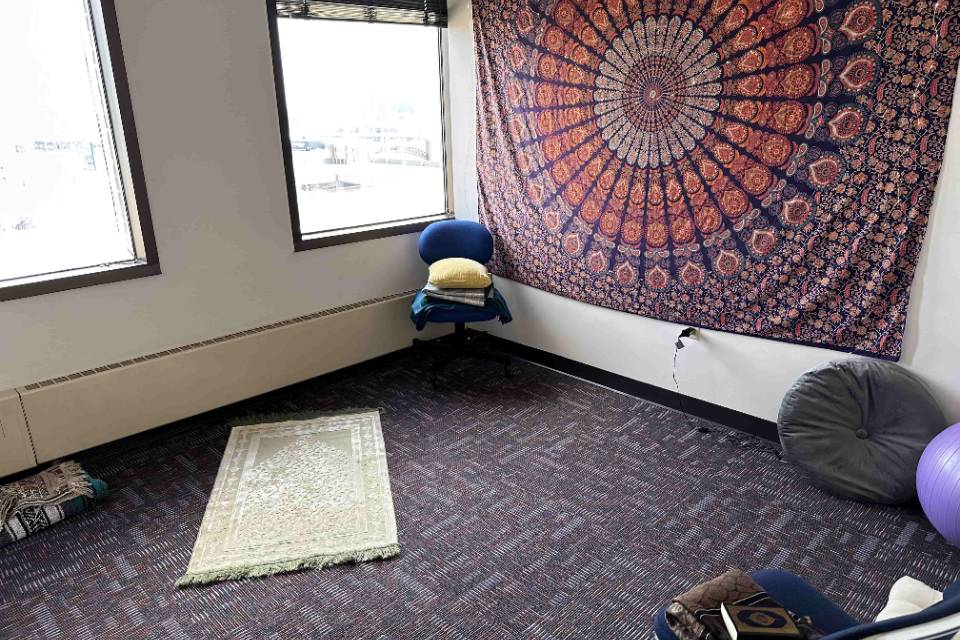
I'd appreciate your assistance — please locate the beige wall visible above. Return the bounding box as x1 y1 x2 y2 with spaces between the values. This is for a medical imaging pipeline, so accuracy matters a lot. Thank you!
447 0 960 424
0 1 429 390
4 0 957 428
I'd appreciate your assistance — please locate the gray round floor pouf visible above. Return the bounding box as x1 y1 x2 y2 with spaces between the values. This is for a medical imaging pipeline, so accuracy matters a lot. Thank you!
778 359 946 504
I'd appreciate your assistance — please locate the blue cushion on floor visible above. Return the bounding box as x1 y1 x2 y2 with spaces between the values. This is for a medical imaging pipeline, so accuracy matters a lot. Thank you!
653 605 676 640
945 580 960 601
824 581 960 640
653 570 860 640
752 570 861 634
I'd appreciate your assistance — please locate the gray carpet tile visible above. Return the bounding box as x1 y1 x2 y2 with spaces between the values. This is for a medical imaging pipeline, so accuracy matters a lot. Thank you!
0 352 957 639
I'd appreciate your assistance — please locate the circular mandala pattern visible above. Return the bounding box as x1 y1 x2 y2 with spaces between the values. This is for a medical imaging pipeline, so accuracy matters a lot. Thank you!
513 0 883 289
593 17 721 168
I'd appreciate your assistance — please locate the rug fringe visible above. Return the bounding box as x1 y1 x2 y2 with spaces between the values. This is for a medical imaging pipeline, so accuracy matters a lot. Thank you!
56 461 95 499
0 494 16 528
175 544 401 588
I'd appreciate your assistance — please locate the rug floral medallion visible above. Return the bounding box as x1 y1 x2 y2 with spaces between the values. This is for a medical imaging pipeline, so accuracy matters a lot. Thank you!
178 410 399 586
475 0 960 359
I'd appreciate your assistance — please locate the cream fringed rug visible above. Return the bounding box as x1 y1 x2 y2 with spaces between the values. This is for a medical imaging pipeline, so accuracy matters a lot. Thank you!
176 410 399 587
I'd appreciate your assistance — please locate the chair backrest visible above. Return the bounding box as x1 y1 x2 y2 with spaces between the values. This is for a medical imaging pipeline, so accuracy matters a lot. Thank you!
418 219 494 265
824 580 960 640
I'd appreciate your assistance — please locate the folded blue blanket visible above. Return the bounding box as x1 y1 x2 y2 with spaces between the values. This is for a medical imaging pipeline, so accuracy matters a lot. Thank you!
410 287 512 330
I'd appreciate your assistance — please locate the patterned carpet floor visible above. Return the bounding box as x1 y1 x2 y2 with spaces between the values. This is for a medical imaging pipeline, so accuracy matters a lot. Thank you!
1 351 957 639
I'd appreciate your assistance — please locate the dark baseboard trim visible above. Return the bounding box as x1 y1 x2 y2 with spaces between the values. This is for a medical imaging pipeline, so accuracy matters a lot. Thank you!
487 334 779 443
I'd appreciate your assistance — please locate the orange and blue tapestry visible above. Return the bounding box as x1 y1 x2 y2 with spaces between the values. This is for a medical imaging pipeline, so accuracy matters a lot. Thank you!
475 0 960 359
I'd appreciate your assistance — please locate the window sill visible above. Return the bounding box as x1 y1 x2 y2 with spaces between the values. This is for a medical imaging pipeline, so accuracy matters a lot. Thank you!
294 212 454 251
0 261 161 302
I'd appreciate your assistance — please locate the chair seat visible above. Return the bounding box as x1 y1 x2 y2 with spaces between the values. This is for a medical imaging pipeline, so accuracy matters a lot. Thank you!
410 289 511 330
422 308 499 324
653 570 860 640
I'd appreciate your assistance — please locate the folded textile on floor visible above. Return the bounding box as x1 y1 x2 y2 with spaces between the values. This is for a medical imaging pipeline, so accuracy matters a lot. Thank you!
410 288 512 330
422 283 491 307
666 569 822 640
0 461 108 548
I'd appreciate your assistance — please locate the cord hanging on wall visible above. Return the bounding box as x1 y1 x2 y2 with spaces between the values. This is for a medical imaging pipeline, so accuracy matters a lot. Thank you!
672 327 697 414
670 328 784 458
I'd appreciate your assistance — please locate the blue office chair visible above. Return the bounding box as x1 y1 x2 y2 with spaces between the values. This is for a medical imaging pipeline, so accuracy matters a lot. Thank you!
654 570 960 640
411 219 514 385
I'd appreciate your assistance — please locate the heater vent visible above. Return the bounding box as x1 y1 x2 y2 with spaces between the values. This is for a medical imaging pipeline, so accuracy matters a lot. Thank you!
13 290 437 465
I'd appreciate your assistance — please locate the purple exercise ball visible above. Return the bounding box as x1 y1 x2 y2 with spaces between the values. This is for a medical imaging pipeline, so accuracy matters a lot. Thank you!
917 423 960 546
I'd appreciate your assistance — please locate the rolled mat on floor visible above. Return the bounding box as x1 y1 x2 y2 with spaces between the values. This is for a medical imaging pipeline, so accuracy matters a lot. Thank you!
0 461 108 549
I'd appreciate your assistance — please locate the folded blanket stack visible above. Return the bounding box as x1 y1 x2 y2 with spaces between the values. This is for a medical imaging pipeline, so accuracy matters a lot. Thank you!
0 461 108 548
423 283 491 307
411 288 513 330
411 257 513 329
423 257 495 308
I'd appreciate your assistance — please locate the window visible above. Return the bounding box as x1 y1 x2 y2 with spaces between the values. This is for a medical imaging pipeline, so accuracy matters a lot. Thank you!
268 0 451 250
0 0 158 301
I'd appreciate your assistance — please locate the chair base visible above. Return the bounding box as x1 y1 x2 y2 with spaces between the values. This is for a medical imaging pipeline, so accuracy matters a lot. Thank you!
412 323 517 387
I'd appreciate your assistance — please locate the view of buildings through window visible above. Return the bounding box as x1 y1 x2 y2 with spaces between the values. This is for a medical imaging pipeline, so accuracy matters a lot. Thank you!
277 19 447 236
0 7 448 289
0 1 136 284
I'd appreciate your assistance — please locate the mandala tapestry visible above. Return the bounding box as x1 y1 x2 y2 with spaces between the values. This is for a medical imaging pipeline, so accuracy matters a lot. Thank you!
475 0 960 359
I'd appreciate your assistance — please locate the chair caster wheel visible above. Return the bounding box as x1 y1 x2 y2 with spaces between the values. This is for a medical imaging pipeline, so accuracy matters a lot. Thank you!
505 366 517 379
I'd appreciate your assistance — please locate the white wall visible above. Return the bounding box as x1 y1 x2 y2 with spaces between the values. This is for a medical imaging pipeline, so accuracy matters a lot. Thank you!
0 1 430 391
447 0 960 423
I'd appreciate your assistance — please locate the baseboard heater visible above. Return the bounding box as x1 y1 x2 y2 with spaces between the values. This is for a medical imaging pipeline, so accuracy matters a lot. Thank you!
0 291 437 477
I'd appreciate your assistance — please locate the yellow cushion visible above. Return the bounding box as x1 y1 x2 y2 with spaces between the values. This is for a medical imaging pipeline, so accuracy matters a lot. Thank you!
428 258 492 289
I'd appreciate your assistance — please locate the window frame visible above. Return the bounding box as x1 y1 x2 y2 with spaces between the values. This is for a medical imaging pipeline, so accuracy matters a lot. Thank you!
265 2 455 252
0 0 160 302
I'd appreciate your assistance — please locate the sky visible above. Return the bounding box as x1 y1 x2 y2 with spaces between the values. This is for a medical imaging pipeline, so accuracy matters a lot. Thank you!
278 19 443 140
277 18 448 233
0 1 133 281
0 2 104 142
0 9 448 278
